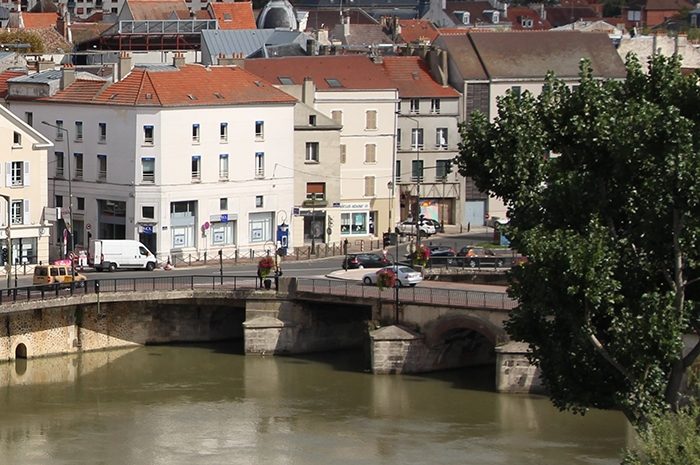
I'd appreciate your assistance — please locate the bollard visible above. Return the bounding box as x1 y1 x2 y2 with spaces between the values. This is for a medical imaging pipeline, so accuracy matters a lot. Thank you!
235 249 239 263
188 254 192 266
467 222 471 232
296 248 300 260
204 251 207 265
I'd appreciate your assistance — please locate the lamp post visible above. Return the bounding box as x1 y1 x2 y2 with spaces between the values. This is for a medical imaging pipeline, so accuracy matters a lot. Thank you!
309 193 319 255
275 210 288 280
1 194 11 289
42 121 75 291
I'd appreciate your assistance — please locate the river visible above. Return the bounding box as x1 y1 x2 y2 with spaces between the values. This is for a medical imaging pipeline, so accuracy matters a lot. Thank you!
0 343 630 465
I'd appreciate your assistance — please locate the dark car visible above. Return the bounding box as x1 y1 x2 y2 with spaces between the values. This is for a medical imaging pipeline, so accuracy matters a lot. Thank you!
426 245 456 266
342 253 390 269
456 246 506 268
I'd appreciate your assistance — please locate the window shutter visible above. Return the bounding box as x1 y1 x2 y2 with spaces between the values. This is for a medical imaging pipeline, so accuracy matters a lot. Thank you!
365 144 376 163
23 161 30 186
364 176 375 196
331 110 342 124
23 199 30 225
366 110 377 130
340 144 346 164
5 163 10 187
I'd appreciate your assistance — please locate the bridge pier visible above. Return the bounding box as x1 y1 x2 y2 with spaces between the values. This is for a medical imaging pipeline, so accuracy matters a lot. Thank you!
495 342 544 393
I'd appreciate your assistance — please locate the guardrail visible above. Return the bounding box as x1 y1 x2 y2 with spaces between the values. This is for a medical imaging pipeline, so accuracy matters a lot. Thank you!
295 278 516 310
0 275 516 311
0 275 265 306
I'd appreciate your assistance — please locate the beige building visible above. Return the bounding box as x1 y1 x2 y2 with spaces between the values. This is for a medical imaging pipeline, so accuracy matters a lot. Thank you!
0 104 53 273
246 56 399 242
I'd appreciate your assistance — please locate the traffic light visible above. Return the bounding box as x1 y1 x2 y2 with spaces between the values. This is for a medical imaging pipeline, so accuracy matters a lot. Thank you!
383 233 397 247
1 248 7 264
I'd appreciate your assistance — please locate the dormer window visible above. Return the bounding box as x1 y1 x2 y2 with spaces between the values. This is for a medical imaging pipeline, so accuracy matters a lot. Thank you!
461 12 470 25
521 17 533 28
492 11 499 23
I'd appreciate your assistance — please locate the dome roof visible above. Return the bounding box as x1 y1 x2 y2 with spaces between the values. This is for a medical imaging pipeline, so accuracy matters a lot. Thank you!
256 0 297 30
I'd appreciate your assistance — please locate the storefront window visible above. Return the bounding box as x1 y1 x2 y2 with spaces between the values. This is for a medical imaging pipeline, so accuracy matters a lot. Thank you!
211 221 236 245
340 212 368 235
249 212 273 243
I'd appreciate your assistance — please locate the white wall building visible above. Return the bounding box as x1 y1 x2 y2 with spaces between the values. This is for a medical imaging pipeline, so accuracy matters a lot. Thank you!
0 103 53 272
6 56 296 262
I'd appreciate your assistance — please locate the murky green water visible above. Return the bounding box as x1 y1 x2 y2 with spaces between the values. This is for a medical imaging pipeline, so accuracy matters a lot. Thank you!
0 343 630 465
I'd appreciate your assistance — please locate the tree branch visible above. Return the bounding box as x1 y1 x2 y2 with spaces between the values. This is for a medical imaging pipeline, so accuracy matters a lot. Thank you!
584 302 636 384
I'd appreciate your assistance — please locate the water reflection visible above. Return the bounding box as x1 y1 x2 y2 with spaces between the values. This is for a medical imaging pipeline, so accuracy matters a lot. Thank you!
0 344 630 465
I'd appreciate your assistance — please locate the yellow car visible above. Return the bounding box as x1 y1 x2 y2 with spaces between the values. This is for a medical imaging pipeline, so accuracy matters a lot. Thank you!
33 265 87 288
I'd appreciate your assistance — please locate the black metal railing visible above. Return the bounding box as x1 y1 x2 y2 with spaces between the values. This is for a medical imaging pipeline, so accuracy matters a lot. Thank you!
295 278 516 310
0 275 264 306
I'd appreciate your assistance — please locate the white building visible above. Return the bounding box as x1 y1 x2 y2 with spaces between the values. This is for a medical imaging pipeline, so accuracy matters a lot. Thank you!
0 103 53 272
6 54 296 262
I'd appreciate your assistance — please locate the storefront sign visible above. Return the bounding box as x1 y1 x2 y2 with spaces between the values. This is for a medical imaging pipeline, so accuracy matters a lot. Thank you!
209 213 237 223
333 202 369 210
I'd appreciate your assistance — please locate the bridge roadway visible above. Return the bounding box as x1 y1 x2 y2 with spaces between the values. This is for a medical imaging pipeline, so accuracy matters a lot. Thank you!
0 274 515 312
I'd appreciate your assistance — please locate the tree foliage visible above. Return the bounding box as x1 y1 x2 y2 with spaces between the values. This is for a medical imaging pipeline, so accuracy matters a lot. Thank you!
0 30 45 54
457 55 700 426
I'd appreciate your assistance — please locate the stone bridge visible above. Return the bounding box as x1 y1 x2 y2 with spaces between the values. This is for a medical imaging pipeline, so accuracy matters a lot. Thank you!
0 275 541 393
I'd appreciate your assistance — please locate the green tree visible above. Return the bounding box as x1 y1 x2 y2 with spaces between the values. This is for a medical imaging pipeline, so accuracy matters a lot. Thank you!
0 30 45 53
457 55 700 426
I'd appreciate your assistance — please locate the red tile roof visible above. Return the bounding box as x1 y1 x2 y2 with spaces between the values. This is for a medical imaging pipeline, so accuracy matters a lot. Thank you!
0 70 25 98
209 2 255 30
397 19 440 44
125 0 190 21
21 12 59 29
381 56 460 98
41 64 296 107
507 7 551 30
244 55 396 90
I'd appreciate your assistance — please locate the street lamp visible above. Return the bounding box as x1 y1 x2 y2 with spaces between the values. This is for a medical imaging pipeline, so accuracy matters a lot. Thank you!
41 121 76 291
1 194 12 289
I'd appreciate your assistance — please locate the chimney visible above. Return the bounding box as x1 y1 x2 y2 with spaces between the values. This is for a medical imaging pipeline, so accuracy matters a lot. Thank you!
343 14 350 36
118 51 132 80
302 77 315 105
173 52 186 68
36 59 55 72
61 64 75 90
232 52 245 68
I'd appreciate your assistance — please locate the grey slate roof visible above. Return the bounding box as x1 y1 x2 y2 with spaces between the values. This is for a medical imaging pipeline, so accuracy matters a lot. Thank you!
201 29 309 64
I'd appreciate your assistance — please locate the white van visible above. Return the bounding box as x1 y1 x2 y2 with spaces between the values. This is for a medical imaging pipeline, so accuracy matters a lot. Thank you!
89 239 157 272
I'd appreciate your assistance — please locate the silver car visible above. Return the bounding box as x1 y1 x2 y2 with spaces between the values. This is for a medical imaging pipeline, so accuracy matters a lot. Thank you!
362 265 423 287
394 220 436 237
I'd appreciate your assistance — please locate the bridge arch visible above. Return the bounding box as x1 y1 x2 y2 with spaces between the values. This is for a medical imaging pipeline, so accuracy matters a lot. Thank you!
14 342 28 360
423 314 506 348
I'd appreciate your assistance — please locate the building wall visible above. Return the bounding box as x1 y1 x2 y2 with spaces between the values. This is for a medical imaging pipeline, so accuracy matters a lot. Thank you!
0 108 50 269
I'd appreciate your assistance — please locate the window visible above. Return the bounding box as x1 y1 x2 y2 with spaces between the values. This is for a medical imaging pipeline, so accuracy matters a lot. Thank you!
395 160 401 182
219 154 229 180
522 18 533 28
143 125 154 145
412 159 424 182
220 198 228 210
325 78 342 88
55 195 63 208
511 86 522 98
431 99 441 114
255 152 264 178
255 195 263 208
341 212 368 236
12 132 21 147
365 110 377 130
11 199 25 225
396 128 401 149
411 128 424 150
191 155 201 181
627 10 641 21
436 128 448 149
249 211 273 242
364 176 375 197
170 200 196 249
365 144 376 163
75 121 83 142
436 159 452 181
192 123 200 143
142 206 154 219
255 121 264 140
331 110 342 125
278 76 294 85
306 182 325 200
9 161 29 186
77 197 85 210
305 142 319 163
98 122 107 143
55 152 64 178
220 122 228 142
55 120 64 140
74 153 83 179
410 99 419 114
141 157 155 183
309 115 317 126
211 221 235 245
25 112 33 126
340 144 346 164
97 155 107 181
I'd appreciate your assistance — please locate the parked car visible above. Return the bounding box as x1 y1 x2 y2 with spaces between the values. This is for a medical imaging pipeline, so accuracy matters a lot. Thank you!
394 220 436 237
422 218 444 234
456 246 506 268
342 253 390 270
408 245 456 266
33 264 87 288
89 239 158 272
362 265 423 287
